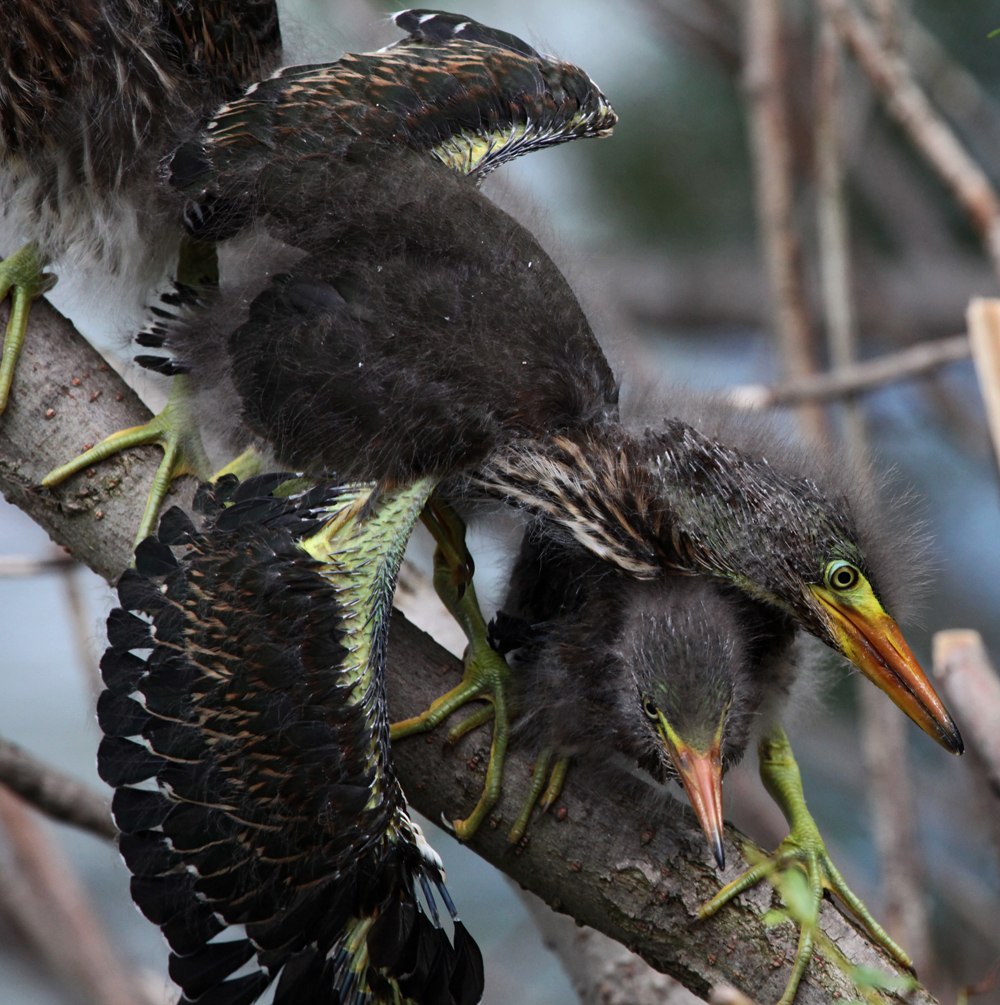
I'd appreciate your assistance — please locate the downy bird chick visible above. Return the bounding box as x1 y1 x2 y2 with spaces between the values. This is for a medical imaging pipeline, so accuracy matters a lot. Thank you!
503 536 796 867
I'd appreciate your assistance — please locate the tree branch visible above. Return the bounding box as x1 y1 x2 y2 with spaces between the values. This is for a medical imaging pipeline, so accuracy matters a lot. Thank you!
729 334 970 407
823 0 1000 284
0 736 115 841
741 0 828 444
0 296 939 1005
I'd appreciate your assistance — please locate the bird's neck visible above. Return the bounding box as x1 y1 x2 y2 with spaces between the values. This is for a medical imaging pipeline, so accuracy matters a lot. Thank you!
473 421 807 600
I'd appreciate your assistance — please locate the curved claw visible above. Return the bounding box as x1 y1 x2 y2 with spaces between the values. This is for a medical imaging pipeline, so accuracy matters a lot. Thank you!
42 375 211 546
698 728 912 1005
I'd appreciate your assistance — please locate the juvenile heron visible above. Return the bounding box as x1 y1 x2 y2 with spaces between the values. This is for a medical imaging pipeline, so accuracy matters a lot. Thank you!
98 476 484 1005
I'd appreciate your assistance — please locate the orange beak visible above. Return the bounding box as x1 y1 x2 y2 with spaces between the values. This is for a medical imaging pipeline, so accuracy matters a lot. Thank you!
660 720 726 869
811 586 963 755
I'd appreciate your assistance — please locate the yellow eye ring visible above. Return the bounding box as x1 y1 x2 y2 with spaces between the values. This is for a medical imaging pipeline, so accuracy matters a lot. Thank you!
826 560 860 592
642 699 658 720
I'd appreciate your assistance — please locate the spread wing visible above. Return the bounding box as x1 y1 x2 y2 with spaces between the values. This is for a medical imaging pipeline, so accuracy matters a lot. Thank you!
170 8 616 241
97 477 482 1005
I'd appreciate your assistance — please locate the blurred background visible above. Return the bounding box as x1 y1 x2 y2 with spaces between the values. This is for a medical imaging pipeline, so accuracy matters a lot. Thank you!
2 0 1000 1002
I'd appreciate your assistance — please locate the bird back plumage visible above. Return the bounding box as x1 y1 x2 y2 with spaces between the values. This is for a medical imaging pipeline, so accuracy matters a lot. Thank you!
97 476 483 1005
141 152 619 482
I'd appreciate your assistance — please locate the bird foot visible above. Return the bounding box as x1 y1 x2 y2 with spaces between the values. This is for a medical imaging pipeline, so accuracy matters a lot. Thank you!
42 374 211 546
507 748 569 845
698 728 911 1005
0 242 55 413
391 636 516 840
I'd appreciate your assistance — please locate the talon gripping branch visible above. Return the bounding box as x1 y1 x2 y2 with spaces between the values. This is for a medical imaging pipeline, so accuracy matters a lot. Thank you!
97 477 483 1005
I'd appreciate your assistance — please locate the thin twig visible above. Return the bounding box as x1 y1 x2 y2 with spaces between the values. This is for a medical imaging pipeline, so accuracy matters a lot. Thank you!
0 735 116 840
729 333 970 407
0 553 75 576
742 0 828 443
815 18 867 457
58 555 103 696
932 630 1000 800
823 0 1000 284
931 630 1000 892
0 786 148 1005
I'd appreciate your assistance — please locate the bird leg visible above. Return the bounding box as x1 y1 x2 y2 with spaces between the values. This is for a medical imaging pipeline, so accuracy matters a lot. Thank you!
390 499 517 840
698 726 912 1005
42 236 218 546
43 374 212 547
0 242 56 413
212 446 264 483
507 748 570 844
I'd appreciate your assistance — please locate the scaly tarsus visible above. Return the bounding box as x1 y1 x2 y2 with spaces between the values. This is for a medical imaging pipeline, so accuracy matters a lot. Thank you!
390 499 517 840
0 243 55 414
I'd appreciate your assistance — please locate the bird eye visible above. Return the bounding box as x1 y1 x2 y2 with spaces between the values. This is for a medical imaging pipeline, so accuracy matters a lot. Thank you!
826 560 860 592
642 699 658 721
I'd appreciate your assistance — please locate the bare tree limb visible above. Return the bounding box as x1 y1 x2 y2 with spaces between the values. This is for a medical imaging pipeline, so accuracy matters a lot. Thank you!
729 333 970 407
518 886 705 1005
0 786 150 1005
815 19 867 456
0 736 115 841
0 296 941 1004
742 0 828 443
823 0 1000 284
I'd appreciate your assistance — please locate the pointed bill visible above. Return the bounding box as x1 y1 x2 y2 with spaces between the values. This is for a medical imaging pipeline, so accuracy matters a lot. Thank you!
658 715 726 869
811 586 963 755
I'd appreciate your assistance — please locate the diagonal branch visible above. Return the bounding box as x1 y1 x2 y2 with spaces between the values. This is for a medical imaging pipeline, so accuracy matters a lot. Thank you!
823 0 1000 284
0 295 939 1005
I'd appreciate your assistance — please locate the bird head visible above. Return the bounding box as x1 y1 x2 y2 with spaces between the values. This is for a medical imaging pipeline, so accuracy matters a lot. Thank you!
607 578 789 869
648 420 963 757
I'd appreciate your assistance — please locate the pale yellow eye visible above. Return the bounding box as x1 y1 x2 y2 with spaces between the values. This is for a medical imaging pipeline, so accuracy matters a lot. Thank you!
826 560 860 592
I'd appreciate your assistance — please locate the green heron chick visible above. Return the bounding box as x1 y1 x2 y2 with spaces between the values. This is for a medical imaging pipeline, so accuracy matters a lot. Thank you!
97 475 484 1005
2 0 281 543
500 550 797 863
499 538 911 1004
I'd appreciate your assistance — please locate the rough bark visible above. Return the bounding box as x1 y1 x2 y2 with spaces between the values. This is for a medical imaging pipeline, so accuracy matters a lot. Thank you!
0 295 938 1005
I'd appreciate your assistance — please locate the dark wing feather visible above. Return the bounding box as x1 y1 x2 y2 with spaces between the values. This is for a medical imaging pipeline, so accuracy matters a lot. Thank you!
172 10 615 241
98 481 482 1005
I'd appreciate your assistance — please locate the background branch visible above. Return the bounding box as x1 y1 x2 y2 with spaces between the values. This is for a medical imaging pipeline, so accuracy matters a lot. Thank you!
824 0 1000 284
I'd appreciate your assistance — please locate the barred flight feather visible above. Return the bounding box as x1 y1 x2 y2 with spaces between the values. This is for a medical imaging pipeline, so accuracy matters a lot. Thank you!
98 475 483 1005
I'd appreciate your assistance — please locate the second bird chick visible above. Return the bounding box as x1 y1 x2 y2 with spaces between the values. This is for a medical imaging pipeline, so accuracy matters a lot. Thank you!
502 539 798 867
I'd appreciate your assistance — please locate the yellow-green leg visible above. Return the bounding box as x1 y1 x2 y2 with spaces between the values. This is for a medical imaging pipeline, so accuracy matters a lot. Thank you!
390 500 516 840
0 243 56 413
43 375 211 546
213 446 264 483
507 748 570 844
698 727 912 1005
43 234 220 546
